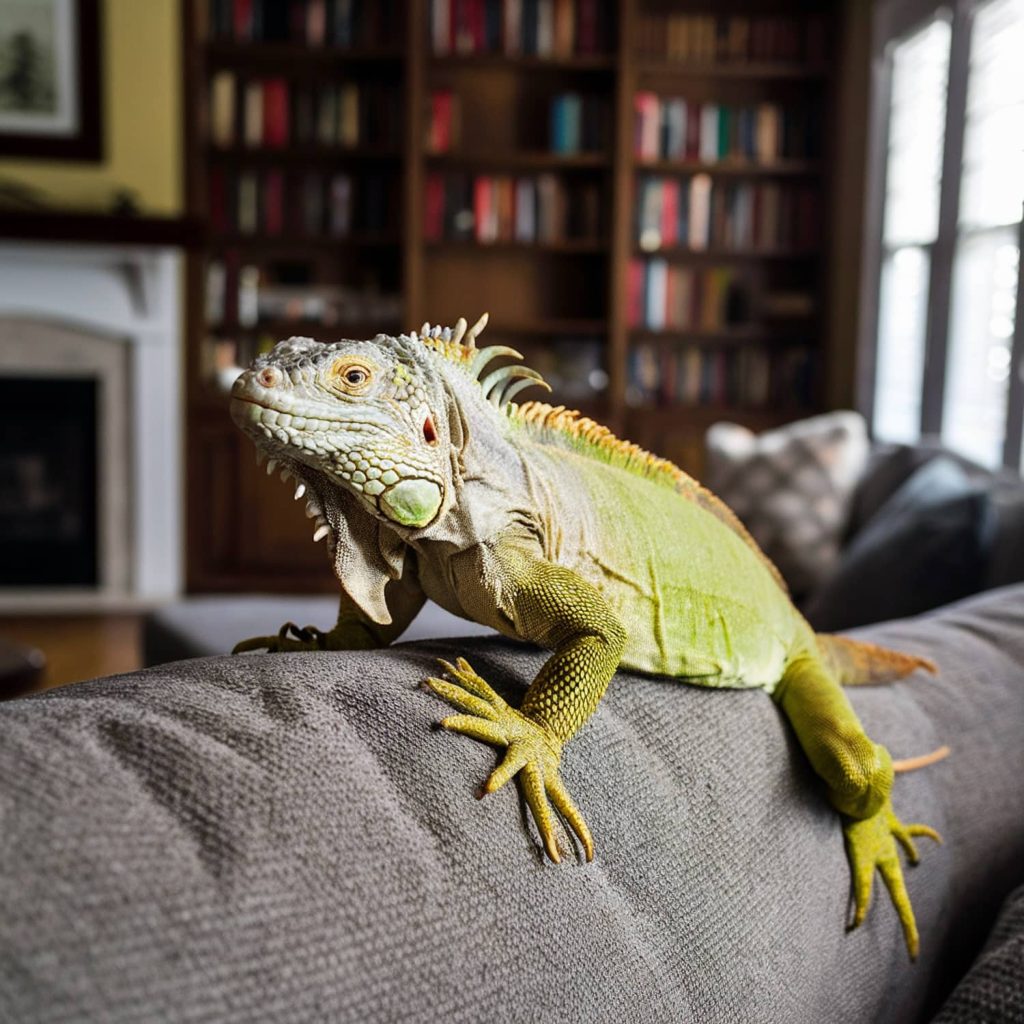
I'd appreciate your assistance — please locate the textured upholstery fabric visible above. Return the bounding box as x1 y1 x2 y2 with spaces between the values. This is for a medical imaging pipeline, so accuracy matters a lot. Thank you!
933 883 1024 1023
705 411 870 596
2 586 1023 1023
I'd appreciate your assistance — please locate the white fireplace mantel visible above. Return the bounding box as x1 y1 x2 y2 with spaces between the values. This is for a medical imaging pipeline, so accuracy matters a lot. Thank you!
0 240 183 609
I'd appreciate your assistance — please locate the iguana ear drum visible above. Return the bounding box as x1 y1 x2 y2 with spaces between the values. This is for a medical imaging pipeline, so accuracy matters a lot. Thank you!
380 479 442 528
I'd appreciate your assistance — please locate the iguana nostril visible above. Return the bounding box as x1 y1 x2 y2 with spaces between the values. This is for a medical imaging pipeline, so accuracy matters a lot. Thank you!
258 367 282 388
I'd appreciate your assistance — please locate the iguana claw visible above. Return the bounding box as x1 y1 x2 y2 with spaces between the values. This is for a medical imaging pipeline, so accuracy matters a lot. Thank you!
844 797 942 960
425 657 594 864
231 622 329 654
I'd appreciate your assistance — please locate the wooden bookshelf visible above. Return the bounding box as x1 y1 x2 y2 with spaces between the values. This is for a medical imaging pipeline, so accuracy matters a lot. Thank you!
182 0 836 593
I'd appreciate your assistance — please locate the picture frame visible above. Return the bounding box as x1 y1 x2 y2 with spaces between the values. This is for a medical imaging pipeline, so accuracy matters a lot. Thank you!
0 0 102 161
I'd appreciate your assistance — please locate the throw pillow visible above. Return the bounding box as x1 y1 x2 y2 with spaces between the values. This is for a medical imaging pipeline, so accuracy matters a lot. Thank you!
802 457 994 632
705 411 870 596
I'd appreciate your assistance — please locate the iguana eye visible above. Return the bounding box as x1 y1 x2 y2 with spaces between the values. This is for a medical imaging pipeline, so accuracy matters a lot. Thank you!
330 358 374 393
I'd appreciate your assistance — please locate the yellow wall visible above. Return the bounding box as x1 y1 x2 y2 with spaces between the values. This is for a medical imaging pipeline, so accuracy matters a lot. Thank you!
0 0 183 215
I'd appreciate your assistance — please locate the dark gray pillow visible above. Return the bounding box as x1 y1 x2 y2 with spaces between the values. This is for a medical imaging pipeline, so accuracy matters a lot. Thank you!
804 457 993 631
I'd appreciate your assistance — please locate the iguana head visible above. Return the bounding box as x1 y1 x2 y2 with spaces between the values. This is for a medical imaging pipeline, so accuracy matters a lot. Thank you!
231 332 456 531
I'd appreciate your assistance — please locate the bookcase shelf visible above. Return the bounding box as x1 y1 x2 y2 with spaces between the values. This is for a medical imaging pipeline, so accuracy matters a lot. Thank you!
427 54 616 71
206 42 405 65
633 246 819 261
208 145 403 163
629 327 812 345
183 0 836 593
634 159 820 177
635 61 829 80
425 239 606 254
425 151 609 170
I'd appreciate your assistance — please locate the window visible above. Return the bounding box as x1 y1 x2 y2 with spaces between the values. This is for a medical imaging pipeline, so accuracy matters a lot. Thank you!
864 0 1024 469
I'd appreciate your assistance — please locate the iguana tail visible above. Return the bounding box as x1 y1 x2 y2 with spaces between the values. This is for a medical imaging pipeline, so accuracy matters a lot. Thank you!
817 634 937 686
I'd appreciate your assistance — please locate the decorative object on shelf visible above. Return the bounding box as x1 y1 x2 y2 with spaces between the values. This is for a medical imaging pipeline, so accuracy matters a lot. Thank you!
0 0 101 160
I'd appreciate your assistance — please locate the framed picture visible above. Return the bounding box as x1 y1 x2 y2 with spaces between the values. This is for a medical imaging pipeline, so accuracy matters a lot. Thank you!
0 0 101 160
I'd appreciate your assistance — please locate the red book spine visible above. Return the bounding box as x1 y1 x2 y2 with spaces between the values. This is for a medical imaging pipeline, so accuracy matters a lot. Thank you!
661 178 679 248
262 78 290 148
232 0 253 40
473 0 486 52
263 170 284 235
424 173 445 240
473 176 492 242
627 259 643 326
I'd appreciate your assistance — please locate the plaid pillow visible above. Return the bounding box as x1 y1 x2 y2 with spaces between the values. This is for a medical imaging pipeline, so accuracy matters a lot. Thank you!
705 412 870 597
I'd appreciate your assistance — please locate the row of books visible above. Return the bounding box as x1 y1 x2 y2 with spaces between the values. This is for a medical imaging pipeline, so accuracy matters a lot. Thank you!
429 0 611 57
209 73 401 149
635 14 827 65
635 175 820 253
207 0 400 48
634 95 820 164
424 90 607 156
424 173 603 244
209 168 393 238
206 260 402 330
627 262 750 333
627 343 815 410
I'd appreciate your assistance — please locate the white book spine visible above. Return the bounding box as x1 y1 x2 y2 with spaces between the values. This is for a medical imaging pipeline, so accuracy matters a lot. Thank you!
646 259 667 330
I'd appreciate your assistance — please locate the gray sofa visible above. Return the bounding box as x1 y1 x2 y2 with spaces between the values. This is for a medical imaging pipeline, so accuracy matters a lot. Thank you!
2 585 1023 1022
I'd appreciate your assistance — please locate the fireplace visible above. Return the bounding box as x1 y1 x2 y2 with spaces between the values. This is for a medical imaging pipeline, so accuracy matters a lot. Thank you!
0 241 183 609
0 378 99 587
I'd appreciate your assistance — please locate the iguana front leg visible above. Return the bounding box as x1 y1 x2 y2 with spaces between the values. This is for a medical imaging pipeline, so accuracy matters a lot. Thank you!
232 576 426 654
774 652 941 959
426 550 626 862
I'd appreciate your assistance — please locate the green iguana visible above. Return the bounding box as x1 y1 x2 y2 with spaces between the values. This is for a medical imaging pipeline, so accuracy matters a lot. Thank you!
230 314 945 959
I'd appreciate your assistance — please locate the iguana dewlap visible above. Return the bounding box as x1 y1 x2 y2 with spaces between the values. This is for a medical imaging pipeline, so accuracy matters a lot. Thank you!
230 314 942 960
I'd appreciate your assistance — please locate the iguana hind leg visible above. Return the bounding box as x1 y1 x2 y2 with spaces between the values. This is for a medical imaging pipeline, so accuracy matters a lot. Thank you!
773 653 941 959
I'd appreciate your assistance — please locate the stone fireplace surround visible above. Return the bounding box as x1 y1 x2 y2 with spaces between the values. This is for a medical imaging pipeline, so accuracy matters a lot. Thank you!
0 241 182 610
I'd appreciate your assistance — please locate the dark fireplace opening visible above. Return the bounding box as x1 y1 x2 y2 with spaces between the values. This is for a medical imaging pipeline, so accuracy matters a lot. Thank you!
0 377 98 587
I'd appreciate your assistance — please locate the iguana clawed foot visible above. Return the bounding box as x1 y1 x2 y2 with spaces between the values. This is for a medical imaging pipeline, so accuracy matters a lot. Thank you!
425 657 594 864
843 797 942 959
232 622 330 654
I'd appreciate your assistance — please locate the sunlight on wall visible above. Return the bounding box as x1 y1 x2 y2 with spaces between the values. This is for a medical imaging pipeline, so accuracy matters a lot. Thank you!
0 0 182 215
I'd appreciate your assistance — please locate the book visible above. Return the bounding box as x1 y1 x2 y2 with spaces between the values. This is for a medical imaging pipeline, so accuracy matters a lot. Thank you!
263 169 285 235
237 171 259 234
688 173 711 250
329 174 353 236
243 81 263 147
514 177 536 241
338 84 359 147
699 105 719 162
262 78 290 148
209 71 235 147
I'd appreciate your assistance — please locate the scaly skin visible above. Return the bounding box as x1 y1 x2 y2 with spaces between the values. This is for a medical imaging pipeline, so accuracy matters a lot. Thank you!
229 315 942 959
